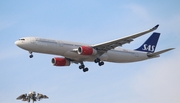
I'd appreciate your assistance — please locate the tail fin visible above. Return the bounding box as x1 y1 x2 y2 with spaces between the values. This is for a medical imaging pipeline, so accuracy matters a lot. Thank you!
135 32 160 53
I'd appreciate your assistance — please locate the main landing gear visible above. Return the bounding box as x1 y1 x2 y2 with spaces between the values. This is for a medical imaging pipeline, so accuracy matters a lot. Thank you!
94 58 104 66
79 62 89 72
79 58 104 72
29 51 33 58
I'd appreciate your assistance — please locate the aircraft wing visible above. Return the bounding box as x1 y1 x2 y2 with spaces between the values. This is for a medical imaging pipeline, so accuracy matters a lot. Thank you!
43 95 49 99
16 94 27 100
92 24 159 54
37 93 49 99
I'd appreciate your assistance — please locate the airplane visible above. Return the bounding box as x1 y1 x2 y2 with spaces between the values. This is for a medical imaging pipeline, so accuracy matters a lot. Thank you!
16 91 48 103
15 24 174 72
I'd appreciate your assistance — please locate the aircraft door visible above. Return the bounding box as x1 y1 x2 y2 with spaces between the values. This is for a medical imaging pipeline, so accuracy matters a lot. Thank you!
58 41 63 47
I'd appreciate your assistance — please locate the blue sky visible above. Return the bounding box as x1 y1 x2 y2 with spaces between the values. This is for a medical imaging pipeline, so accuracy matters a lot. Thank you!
0 0 180 103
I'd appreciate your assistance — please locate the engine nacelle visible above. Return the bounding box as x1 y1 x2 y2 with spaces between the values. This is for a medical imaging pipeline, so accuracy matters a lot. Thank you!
51 57 70 66
77 46 97 55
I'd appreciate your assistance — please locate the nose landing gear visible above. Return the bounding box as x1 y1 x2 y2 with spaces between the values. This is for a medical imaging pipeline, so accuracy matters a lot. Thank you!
29 51 33 58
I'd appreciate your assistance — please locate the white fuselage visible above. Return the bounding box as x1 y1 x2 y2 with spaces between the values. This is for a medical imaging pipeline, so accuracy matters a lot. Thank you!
15 37 149 63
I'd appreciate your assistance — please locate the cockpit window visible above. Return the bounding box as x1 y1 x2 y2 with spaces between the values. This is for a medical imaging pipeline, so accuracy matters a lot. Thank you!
19 39 25 41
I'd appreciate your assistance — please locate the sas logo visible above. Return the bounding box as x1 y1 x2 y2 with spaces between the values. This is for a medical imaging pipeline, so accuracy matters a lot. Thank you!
142 44 155 52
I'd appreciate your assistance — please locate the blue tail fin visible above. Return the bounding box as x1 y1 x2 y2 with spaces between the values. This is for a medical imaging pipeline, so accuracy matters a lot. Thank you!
135 32 160 53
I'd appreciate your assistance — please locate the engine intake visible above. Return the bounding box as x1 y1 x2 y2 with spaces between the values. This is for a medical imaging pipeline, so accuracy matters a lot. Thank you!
51 57 70 66
77 46 97 55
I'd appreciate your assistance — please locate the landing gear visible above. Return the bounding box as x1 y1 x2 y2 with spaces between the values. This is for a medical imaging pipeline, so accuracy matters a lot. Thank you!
79 62 88 72
78 58 104 72
29 51 33 58
94 58 104 66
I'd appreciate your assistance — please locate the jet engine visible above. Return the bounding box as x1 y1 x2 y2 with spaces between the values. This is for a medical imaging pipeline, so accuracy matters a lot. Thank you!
51 58 70 66
77 46 97 55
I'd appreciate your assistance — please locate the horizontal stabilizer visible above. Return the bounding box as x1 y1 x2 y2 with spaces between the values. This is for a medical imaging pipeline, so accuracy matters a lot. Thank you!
147 48 175 57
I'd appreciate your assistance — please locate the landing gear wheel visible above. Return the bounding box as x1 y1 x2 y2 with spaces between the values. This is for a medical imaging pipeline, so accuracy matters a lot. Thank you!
94 59 98 63
101 61 104 65
97 58 100 62
98 61 104 66
83 68 89 72
79 65 85 69
79 66 82 69
94 58 100 63
29 55 33 58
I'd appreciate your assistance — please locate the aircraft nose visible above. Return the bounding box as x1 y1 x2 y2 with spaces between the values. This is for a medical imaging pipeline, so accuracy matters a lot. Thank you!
15 41 18 45
15 40 20 46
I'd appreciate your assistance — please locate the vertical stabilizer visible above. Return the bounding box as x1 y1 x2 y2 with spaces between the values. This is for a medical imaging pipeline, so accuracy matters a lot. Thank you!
135 32 160 53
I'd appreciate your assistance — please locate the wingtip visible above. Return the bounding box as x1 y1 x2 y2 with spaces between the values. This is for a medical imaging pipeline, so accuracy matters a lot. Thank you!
152 24 159 30
169 48 175 50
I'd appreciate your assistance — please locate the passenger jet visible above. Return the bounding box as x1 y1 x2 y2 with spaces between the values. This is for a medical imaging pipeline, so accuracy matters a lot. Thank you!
15 24 174 72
